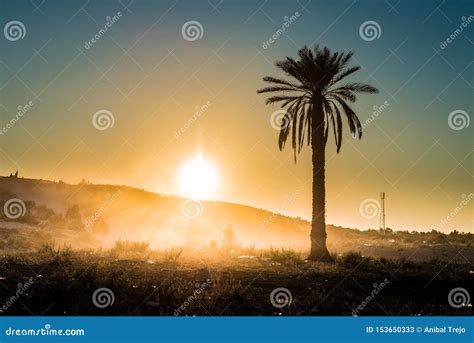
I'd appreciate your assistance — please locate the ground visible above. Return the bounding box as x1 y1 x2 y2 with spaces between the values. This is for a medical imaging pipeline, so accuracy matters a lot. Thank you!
0 246 472 316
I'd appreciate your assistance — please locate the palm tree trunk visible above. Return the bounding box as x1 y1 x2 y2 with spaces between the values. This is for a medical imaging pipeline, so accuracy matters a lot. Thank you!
308 103 332 262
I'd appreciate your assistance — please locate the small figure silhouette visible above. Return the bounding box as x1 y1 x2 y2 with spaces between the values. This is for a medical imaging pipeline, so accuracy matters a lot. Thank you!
223 224 237 250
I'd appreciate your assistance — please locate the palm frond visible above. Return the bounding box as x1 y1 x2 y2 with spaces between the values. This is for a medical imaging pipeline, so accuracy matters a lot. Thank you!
264 95 300 105
331 82 378 94
331 102 343 152
339 51 354 66
327 90 356 102
275 58 311 87
333 97 363 139
262 76 302 89
258 45 376 158
326 66 360 89
278 97 303 151
257 86 301 94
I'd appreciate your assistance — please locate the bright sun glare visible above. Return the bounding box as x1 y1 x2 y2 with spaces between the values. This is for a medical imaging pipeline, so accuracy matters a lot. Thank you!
178 155 219 200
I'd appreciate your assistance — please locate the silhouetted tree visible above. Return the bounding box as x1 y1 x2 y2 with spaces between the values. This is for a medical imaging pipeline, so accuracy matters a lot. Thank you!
258 46 378 261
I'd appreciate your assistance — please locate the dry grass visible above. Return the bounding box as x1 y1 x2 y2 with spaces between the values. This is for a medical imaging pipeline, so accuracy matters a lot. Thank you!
0 246 471 316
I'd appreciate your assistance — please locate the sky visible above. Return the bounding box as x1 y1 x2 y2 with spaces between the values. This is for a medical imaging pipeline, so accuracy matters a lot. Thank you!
0 0 472 232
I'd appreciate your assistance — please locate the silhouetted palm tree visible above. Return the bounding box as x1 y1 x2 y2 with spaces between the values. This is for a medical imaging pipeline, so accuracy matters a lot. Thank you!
257 46 378 262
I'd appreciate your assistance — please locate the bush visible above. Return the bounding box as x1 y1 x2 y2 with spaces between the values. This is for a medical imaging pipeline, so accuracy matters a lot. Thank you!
263 247 304 266
339 251 364 268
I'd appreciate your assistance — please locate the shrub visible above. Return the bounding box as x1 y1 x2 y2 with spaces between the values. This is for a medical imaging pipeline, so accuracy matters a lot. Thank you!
163 247 183 263
339 251 364 268
112 240 150 254
264 247 304 266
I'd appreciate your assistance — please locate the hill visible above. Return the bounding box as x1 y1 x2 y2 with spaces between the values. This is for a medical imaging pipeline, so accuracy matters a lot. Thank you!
0 176 472 262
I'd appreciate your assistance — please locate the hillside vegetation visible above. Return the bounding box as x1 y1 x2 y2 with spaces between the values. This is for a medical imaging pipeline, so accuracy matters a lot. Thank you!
0 176 472 262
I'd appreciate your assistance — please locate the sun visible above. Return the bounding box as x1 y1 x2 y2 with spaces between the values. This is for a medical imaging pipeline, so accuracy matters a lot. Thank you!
177 155 219 200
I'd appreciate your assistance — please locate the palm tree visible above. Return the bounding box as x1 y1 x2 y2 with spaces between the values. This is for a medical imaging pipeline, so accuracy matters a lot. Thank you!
257 46 378 262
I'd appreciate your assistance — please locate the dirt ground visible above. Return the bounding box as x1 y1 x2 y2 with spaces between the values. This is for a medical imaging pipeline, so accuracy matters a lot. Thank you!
0 248 472 316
